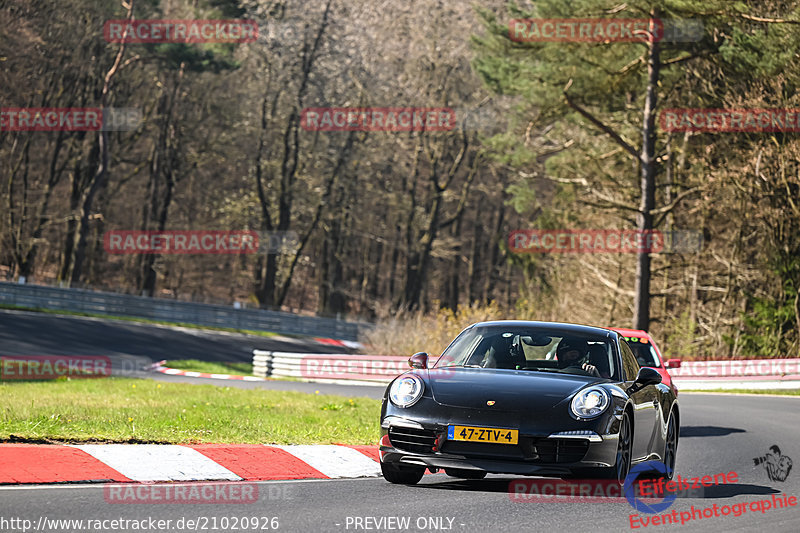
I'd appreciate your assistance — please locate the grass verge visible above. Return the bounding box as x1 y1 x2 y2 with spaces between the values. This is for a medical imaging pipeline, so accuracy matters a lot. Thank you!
164 359 253 375
0 377 380 444
0 303 279 338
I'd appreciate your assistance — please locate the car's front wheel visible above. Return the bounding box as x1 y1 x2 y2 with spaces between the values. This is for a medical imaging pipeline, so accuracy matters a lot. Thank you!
444 468 487 480
380 462 425 485
577 412 632 484
613 412 633 484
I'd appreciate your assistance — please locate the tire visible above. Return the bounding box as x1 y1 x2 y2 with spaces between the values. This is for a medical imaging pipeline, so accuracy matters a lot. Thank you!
612 412 633 485
579 412 632 485
380 462 425 485
660 412 678 480
444 468 487 480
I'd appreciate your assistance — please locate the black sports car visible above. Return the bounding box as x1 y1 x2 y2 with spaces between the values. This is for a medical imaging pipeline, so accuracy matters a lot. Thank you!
379 321 679 485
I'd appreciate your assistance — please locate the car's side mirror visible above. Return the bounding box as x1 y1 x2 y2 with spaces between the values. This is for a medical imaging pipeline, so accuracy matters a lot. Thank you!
665 358 681 369
627 367 662 394
635 366 662 385
409 352 429 369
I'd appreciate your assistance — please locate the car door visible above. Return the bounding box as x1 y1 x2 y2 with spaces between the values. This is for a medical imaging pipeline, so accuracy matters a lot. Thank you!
620 340 658 461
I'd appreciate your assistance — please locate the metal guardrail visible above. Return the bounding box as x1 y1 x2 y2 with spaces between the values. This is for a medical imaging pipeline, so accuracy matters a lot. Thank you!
0 281 369 340
252 350 800 390
253 350 408 384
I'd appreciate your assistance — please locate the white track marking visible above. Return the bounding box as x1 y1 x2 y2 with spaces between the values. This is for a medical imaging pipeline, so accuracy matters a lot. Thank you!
70 444 241 481
0 476 399 492
273 445 381 478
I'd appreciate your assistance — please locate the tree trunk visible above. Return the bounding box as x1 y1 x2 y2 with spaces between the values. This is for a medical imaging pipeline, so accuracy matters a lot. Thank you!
632 16 661 331
67 2 133 286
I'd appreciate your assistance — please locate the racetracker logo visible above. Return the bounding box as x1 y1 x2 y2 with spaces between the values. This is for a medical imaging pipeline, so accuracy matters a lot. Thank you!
104 482 259 504
510 478 636 502
105 230 256 255
300 356 418 381
104 20 258 43
0 108 141 131
509 18 702 43
103 230 297 255
668 358 800 378
300 108 455 132
509 229 663 253
509 229 702 254
0 355 112 380
510 18 662 42
660 109 800 133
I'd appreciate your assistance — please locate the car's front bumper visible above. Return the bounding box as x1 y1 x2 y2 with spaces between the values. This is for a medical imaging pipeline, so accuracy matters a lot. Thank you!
379 416 620 476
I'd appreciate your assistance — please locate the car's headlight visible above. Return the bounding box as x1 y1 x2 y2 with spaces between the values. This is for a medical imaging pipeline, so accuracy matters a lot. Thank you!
570 387 610 419
389 375 424 408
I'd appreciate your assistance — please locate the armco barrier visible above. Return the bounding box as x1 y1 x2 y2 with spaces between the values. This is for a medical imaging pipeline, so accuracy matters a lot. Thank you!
251 351 800 389
0 281 369 340
252 351 409 384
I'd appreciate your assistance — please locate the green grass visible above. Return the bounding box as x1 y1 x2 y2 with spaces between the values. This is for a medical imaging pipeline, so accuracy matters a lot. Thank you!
0 303 279 338
164 359 253 375
0 377 381 444
683 388 800 396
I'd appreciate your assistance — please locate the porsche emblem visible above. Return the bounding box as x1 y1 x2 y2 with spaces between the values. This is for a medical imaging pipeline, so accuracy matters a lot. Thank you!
486 400 496 406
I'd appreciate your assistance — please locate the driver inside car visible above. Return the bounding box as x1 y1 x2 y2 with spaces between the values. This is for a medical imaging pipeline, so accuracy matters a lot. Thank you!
556 339 601 377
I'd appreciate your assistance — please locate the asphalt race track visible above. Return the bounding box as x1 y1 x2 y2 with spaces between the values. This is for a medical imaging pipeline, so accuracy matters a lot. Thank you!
0 308 348 360
0 309 381 397
1 310 799 532
1 395 798 531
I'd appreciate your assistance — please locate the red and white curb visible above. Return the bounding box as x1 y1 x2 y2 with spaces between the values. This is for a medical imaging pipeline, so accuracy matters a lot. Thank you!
0 444 381 484
313 338 364 350
147 361 265 381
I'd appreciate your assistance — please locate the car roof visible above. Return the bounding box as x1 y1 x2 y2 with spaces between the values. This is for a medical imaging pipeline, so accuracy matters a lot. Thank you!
470 320 616 338
609 327 650 338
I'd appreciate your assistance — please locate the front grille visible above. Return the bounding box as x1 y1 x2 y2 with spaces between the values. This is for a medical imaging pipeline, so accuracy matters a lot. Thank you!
388 426 437 454
530 438 589 463
440 441 526 460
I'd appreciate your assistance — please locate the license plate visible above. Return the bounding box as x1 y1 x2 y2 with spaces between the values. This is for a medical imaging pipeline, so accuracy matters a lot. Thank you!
447 425 518 444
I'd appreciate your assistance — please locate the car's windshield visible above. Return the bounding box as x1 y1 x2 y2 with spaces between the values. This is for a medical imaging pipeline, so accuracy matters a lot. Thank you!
436 326 618 379
620 336 661 368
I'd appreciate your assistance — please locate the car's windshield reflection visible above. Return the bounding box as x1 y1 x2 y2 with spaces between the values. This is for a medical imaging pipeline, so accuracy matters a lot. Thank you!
435 326 619 379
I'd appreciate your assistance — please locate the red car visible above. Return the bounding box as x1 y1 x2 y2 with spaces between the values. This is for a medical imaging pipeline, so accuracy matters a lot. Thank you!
610 328 680 392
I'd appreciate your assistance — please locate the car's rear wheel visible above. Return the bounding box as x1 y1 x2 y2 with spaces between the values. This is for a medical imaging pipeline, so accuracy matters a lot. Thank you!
661 412 678 480
444 468 487 480
380 462 425 485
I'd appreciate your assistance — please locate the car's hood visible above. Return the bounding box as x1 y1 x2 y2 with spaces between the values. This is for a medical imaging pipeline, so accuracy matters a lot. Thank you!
424 367 601 411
